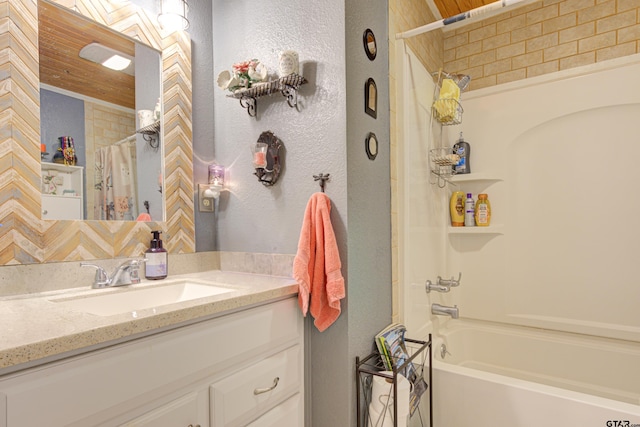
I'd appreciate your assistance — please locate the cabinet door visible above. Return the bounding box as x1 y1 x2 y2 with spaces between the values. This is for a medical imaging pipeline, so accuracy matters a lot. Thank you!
120 392 204 427
42 195 82 220
246 394 301 427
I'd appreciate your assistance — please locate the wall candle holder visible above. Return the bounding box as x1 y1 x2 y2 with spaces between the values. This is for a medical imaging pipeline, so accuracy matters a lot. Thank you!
253 131 283 186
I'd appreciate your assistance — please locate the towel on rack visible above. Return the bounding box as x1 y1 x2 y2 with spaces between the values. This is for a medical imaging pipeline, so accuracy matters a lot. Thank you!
293 192 345 332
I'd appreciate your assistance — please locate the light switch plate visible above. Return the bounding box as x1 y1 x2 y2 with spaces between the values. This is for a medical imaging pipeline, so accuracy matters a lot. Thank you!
198 184 215 212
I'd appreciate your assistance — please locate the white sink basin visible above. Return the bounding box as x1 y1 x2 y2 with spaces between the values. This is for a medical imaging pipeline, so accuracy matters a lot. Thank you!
51 280 236 316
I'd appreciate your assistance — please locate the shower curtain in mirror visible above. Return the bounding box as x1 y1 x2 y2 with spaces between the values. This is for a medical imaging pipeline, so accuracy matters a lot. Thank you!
94 144 138 220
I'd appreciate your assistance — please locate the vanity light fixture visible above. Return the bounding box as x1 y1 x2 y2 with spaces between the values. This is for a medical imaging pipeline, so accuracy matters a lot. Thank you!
78 43 134 75
158 0 190 32
204 163 225 199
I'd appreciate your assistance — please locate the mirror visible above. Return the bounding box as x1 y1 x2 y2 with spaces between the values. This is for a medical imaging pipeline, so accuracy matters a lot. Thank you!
39 0 163 221
363 29 377 61
365 132 378 161
0 0 195 264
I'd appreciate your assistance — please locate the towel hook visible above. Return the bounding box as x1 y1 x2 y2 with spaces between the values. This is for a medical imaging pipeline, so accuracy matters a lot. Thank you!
313 173 330 192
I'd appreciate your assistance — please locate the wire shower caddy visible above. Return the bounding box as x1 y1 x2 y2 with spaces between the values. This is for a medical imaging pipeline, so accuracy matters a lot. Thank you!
428 70 468 187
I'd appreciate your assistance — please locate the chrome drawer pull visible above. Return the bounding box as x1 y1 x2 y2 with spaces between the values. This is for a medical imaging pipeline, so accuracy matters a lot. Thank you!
253 377 280 395
187 424 200 427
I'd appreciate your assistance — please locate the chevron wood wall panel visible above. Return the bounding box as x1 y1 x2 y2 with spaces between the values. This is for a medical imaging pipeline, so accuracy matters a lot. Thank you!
0 0 195 265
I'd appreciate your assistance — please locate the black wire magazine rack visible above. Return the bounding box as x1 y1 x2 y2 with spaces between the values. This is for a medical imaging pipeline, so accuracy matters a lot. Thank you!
356 335 432 427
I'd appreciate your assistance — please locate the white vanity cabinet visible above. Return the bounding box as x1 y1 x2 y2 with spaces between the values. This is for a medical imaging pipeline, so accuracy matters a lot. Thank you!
0 297 303 427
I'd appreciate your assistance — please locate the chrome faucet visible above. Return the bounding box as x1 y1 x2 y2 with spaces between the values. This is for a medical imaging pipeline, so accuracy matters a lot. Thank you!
431 303 459 319
81 259 144 289
425 272 462 293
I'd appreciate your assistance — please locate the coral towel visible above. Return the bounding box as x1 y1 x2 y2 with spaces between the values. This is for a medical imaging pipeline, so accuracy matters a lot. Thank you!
293 192 345 331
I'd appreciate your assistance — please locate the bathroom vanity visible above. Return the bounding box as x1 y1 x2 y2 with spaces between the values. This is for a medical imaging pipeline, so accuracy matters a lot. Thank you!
0 271 302 426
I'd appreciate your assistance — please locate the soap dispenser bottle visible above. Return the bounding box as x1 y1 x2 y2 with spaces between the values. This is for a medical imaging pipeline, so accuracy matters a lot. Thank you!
452 132 471 174
145 230 167 280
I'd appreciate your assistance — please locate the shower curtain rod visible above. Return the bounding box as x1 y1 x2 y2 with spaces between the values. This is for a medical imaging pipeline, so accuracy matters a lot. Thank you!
395 0 528 40
114 135 136 146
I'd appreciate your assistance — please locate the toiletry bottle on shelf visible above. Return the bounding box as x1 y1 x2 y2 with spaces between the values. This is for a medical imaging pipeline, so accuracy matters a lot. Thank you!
464 193 475 226
145 230 167 280
475 194 491 226
452 132 471 175
450 191 465 227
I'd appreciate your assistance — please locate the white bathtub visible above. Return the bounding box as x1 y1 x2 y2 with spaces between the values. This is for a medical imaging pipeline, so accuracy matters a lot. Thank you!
430 320 640 427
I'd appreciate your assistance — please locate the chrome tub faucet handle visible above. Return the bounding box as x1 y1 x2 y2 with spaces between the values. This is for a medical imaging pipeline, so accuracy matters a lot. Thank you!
425 279 451 293
438 272 462 288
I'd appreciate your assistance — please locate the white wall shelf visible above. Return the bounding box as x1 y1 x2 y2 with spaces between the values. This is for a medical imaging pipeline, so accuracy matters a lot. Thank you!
448 225 504 235
449 173 502 184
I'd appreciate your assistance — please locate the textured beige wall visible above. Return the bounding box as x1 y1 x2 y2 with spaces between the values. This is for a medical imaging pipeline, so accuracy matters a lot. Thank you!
444 0 640 90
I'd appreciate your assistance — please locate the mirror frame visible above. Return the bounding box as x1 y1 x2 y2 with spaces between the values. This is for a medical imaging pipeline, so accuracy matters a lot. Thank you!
0 0 194 264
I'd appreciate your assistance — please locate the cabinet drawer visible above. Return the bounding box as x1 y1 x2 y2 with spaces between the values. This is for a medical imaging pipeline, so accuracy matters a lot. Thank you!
246 394 302 427
210 345 301 427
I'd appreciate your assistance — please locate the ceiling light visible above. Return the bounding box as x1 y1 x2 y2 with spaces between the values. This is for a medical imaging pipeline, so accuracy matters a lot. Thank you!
158 0 189 32
79 43 135 75
102 55 131 71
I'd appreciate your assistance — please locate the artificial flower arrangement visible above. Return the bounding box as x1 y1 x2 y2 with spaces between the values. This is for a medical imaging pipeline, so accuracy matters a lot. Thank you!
217 59 269 92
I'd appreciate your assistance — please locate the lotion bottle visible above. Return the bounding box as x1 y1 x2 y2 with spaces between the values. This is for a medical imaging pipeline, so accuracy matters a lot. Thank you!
464 193 475 226
449 191 465 227
145 230 167 280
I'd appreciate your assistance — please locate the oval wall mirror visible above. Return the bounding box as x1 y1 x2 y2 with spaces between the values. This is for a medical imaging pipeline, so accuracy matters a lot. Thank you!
365 132 378 160
363 29 377 61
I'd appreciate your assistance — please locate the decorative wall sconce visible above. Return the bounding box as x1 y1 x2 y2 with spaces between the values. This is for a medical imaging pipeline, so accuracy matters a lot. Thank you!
158 0 189 32
204 163 225 199
253 131 283 186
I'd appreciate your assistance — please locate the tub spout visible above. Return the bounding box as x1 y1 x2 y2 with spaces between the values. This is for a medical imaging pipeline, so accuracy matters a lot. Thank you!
432 303 459 319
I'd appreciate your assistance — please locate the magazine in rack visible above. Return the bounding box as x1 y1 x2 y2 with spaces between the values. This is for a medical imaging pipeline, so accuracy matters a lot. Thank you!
375 323 428 416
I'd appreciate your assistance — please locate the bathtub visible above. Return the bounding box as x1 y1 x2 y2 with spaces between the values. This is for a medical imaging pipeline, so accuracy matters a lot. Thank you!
429 320 640 427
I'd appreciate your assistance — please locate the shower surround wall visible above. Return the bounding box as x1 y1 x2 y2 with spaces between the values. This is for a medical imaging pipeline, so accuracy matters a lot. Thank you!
449 56 640 343
211 0 391 425
392 0 640 330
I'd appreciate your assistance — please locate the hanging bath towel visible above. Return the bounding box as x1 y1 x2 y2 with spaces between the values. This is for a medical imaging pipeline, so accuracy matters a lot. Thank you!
293 192 345 332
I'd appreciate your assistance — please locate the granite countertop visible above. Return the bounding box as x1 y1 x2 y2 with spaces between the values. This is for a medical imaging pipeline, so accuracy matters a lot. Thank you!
0 270 298 374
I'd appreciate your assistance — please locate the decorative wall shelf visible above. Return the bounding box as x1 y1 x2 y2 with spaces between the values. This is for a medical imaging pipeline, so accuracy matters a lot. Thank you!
136 120 160 148
227 73 307 117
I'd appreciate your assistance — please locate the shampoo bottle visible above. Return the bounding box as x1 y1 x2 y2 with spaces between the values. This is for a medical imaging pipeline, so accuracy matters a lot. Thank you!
475 194 491 226
145 230 167 280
